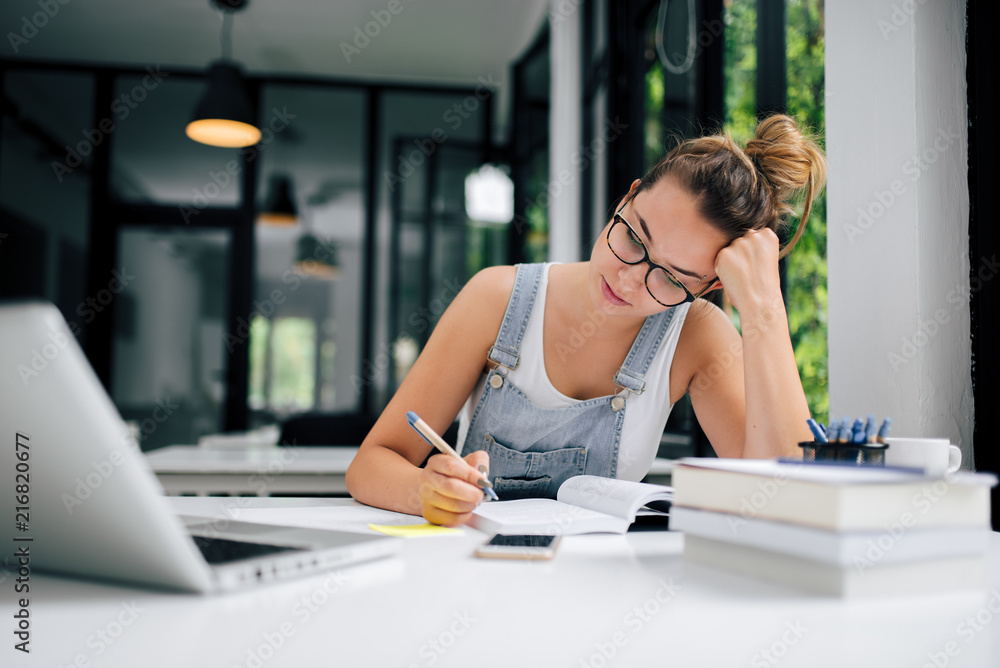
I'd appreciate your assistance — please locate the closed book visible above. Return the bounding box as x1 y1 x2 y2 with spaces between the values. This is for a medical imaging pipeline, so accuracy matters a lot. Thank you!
672 458 995 531
670 506 991 567
683 535 987 597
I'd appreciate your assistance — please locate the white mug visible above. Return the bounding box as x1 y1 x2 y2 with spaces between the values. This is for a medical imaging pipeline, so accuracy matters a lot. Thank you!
883 437 962 475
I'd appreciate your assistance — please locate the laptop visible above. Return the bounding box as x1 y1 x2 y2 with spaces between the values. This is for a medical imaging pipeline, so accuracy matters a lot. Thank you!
0 301 401 593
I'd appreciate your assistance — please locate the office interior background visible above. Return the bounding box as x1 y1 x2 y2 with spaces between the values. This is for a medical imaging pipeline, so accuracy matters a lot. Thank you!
0 0 995 500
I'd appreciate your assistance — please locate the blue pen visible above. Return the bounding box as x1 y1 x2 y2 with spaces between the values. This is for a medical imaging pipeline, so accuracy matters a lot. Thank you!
876 417 893 443
863 414 877 444
840 416 852 443
850 418 867 444
406 411 499 501
806 418 828 443
827 419 842 443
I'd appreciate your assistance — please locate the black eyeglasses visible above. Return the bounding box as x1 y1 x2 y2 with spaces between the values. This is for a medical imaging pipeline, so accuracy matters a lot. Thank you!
606 189 717 307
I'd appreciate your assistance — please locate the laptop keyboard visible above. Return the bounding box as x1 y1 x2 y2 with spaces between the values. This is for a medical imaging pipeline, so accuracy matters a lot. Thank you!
191 535 303 565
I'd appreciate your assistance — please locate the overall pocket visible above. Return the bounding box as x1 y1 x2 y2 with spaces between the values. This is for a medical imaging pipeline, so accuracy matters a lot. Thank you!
480 433 587 500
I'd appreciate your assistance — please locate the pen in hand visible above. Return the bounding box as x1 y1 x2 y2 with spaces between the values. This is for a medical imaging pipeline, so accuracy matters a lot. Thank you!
406 411 499 501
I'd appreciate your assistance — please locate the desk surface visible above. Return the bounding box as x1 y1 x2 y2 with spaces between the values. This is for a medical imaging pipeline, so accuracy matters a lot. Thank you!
11 496 1000 668
146 445 360 473
144 446 675 495
146 445 676 474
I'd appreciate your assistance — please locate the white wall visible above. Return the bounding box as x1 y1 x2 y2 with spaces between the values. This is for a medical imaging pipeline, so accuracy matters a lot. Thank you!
547 0 582 263
827 0 972 464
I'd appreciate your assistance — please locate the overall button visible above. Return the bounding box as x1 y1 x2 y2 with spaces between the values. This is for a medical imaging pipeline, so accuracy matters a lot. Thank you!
489 374 504 389
610 395 625 411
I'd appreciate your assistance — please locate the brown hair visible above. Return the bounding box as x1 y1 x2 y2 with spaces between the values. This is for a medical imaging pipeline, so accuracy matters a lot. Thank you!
636 115 826 259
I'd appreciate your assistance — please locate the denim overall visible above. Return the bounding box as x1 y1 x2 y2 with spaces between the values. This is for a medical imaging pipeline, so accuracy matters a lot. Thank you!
462 263 677 500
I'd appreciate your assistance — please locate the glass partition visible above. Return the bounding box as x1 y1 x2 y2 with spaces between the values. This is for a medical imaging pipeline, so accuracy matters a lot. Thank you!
249 84 366 424
0 70 93 337
111 227 231 450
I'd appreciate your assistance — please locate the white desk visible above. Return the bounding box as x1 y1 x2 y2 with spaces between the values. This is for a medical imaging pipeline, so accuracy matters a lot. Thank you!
145 446 677 496
145 446 359 496
15 496 1000 668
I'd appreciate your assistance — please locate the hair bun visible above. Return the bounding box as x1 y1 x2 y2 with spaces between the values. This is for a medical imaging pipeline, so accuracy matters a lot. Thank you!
744 114 826 208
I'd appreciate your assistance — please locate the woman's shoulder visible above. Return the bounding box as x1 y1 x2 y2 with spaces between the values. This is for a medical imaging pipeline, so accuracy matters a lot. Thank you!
676 298 741 360
445 265 519 334
461 265 518 305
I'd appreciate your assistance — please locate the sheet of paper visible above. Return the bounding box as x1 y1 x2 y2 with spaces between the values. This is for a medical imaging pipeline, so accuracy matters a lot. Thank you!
234 505 424 535
557 475 673 519
368 523 461 537
473 498 613 527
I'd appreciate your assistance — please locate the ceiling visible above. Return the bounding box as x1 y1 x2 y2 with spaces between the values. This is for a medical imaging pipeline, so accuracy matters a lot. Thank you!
0 0 549 86
1 0 551 279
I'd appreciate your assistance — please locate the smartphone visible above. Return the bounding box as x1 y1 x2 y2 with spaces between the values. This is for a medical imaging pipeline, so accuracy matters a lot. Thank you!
474 534 561 560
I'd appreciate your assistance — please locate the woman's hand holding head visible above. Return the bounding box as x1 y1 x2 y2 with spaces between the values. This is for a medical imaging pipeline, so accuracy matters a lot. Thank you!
417 450 491 527
713 227 782 315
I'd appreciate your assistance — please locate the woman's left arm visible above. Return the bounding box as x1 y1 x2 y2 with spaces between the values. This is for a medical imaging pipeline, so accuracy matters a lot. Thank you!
686 228 812 458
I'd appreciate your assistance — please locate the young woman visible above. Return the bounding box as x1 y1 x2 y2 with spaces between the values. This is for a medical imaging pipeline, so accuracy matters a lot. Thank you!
346 114 826 526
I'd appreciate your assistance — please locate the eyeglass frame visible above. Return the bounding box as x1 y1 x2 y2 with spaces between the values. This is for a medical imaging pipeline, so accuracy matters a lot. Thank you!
606 187 719 308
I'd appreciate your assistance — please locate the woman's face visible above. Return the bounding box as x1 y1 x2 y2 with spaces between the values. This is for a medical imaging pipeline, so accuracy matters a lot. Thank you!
589 177 729 318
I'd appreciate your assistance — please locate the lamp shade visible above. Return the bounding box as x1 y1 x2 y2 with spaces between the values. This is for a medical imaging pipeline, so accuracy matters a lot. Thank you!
257 175 298 226
465 164 514 224
294 234 339 279
186 61 261 148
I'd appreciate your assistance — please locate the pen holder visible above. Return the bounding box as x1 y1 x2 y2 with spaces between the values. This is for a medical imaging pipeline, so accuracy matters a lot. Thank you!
798 441 887 466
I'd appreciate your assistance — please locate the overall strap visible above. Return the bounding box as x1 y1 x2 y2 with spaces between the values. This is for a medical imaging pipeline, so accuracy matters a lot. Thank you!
487 263 545 370
612 307 677 394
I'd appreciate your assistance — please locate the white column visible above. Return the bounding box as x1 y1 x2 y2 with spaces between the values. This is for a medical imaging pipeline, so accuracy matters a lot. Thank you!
547 0 582 262
826 0 972 463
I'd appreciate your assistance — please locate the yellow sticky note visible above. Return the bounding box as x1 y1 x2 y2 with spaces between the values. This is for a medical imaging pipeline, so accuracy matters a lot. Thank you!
368 522 461 537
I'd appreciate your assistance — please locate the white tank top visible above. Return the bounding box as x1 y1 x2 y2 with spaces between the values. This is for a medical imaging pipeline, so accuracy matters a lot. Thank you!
458 262 690 481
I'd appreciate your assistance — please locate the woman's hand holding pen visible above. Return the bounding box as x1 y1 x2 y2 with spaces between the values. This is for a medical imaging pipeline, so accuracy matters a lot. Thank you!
417 451 491 527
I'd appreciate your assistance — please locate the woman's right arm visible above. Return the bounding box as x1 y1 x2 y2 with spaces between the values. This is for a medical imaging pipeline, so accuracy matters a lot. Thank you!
345 265 515 525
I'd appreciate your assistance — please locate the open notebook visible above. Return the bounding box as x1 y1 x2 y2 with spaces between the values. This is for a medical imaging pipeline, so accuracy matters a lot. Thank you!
468 475 673 535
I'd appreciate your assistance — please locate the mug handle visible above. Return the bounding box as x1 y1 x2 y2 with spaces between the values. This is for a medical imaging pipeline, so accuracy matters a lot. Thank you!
947 445 962 473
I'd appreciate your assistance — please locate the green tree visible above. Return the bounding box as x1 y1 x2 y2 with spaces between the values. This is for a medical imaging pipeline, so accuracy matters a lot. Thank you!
785 0 828 419
724 0 828 419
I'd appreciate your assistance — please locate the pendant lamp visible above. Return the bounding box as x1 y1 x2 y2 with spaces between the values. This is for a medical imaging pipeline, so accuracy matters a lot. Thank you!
257 175 299 226
294 233 340 280
186 0 261 148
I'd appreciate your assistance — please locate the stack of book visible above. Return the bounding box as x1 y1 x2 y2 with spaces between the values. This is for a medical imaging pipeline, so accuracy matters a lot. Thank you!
670 458 997 596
